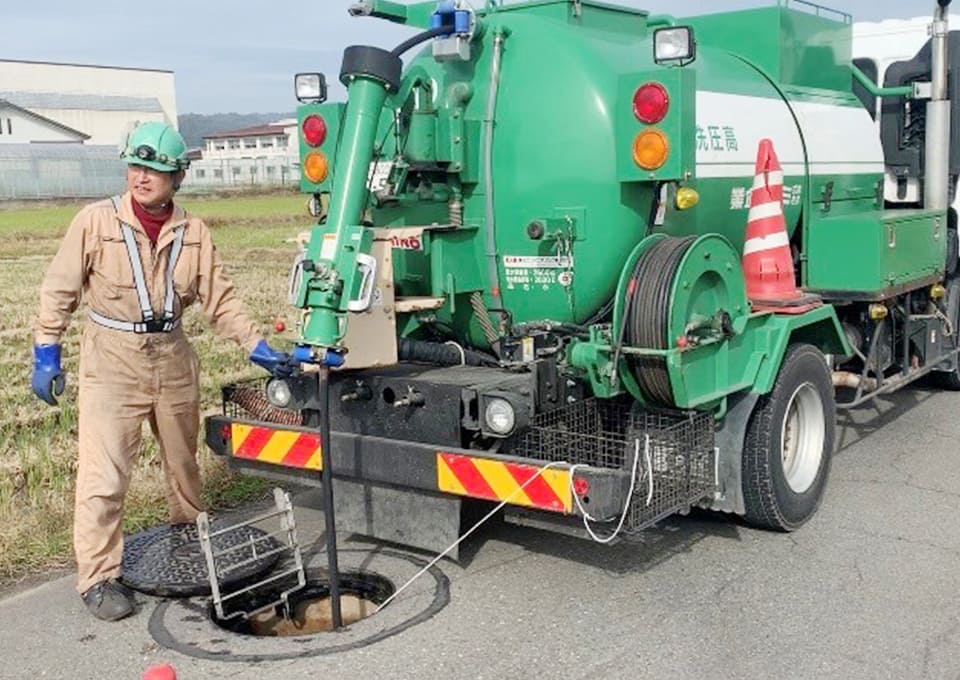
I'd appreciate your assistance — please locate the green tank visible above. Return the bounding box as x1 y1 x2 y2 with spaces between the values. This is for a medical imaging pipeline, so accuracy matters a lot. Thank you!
295 0 899 352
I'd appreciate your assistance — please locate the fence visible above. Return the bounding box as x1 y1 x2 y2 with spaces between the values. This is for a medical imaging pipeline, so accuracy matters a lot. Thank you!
0 145 126 200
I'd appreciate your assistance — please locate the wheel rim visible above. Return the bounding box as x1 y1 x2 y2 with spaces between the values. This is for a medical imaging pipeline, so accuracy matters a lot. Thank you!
780 382 825 493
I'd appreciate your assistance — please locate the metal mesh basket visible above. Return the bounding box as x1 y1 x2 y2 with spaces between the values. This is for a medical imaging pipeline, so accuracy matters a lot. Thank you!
223 378 305 426
511 398 716 533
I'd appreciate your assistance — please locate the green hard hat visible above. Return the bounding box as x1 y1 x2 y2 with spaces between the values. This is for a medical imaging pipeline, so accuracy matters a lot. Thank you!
121 121 190 172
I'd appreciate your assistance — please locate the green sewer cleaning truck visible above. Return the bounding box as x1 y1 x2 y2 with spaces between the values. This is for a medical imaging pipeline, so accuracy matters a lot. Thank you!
205 0 960 552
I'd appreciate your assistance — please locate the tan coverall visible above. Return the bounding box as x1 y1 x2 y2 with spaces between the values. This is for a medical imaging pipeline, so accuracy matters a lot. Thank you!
34 192 261 594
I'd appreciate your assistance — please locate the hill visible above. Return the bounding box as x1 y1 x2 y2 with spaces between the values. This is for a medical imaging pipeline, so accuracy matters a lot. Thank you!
177 112 295 148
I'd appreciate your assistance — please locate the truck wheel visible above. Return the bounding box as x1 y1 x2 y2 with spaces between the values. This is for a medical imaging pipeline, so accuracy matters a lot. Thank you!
742 343 835 531
930 275 960 390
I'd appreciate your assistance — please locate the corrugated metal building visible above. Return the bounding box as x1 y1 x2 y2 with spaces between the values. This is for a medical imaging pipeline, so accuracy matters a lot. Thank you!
0 59 177 199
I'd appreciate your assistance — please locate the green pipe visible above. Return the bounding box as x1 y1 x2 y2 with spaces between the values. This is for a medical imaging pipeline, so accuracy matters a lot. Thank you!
310 76 388 261
646 14 677 28
851 64 914 98
302 75 389 347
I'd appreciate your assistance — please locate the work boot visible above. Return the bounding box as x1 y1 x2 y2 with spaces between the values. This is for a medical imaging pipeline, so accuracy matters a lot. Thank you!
81 579 134 621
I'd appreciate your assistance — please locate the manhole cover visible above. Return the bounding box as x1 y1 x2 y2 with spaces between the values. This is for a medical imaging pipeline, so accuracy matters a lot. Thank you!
121 522 282 597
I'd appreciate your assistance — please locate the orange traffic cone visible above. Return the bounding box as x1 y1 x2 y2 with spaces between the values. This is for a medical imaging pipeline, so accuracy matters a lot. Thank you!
742 138 821 314
142 663 177 680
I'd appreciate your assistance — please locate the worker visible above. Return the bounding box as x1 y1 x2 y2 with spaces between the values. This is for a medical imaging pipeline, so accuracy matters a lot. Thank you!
30 121 294 621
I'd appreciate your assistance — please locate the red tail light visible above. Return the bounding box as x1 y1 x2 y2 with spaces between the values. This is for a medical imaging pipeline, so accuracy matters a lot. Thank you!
633 82 669 124
302 115 327 147
573 477 590 497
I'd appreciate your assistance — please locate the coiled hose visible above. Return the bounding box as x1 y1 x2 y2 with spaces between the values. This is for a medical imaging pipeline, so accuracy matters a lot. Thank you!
621 236 695 406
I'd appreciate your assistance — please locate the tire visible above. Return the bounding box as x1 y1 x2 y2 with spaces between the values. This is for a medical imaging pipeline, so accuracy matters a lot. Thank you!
930 275 960 391
742 343 836 531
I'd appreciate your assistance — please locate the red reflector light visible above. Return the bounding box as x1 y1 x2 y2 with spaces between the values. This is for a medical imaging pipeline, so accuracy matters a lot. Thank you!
633 82 669 124
302 114 327 147
219 424 231 441
573 477 590 497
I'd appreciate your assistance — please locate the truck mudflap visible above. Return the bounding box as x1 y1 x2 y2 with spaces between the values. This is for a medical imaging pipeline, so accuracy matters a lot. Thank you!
204 393 718 535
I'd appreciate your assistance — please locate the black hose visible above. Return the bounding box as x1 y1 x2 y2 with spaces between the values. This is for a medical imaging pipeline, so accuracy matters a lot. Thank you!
399 338 497 367
391 27 450 57
624 236 694 406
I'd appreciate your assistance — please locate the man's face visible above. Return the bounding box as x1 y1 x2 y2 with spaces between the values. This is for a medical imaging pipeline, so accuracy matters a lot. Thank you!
126 164 182 210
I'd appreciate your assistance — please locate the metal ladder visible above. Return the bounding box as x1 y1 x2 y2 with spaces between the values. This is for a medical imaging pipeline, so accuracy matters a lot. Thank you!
197 487 306 621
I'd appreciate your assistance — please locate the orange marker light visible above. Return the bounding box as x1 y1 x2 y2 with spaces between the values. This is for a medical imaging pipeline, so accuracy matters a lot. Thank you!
304 151 328 183
633 129 669 170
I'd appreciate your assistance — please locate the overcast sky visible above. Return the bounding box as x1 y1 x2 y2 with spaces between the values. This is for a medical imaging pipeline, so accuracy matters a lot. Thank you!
0 0 934 114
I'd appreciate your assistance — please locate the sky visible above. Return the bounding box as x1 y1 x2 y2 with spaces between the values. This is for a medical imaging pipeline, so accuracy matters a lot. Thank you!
0 0 934 114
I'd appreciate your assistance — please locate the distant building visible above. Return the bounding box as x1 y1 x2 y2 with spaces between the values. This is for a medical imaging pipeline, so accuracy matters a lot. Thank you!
184 119 300 189
0 59 178 199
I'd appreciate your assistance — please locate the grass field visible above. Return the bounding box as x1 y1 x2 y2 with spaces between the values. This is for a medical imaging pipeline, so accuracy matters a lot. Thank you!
0 190 311 587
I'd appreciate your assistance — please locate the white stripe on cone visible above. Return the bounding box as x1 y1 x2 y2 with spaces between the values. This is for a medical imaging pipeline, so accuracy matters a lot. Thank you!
743 230 791 256
747 201 783 223
752 170 784 192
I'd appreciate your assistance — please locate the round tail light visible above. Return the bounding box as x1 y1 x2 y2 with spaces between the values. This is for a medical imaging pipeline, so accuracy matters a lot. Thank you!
302 114 327 147
633 129 669 170
303 151 329 183
633 82 669 124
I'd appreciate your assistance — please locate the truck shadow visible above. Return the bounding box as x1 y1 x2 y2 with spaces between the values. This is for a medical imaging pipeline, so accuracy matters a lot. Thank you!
834 386 937 455
451 507 741 576
295 387 944 578
454 386 944 575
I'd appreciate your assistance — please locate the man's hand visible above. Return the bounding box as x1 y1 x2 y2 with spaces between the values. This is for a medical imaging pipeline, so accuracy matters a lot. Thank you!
32 344 65 406
249 339 298 378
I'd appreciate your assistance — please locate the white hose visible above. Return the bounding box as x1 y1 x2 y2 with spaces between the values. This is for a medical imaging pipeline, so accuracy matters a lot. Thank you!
570 435 647 545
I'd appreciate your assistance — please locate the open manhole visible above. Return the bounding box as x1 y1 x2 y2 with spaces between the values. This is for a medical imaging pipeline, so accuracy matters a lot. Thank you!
149 547 450 660
211 571 395 636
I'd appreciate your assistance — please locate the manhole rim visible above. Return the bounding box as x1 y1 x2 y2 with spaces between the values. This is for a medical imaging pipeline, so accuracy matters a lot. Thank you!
148 547 451 661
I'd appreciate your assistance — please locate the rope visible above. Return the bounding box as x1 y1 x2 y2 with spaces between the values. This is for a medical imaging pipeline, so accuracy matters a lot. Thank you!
570 435 647 544
377 440 647 610
376 460 566 612
443 341 467 366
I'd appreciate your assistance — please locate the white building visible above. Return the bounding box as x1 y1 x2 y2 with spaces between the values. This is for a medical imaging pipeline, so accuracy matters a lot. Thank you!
0 59 175 145
0 59 178 199
184 119 300 188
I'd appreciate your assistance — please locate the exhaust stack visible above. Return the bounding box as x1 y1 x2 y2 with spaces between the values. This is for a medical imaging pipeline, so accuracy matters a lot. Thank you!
926 0 952 211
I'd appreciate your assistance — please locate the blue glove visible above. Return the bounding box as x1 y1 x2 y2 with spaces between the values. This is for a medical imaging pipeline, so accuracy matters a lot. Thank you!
32 344 65 406
249 339 297 378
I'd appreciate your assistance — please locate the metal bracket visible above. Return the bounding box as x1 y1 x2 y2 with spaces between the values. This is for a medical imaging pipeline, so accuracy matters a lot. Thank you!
573 0 582 18
198 487 307 621
821 181 834 213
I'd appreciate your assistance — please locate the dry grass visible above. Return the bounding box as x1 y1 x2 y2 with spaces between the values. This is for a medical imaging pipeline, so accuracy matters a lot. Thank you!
0 190 310 586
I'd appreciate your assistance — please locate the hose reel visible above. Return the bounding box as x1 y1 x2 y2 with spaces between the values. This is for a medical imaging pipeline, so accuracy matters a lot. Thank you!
615 234 749 408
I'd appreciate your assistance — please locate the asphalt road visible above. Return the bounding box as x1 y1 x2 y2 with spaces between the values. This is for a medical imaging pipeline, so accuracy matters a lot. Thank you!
3 387 959 680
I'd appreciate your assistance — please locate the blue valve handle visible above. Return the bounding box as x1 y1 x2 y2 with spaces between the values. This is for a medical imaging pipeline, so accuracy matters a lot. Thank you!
32 344 65 406
293 345 345 368
249 339 298 378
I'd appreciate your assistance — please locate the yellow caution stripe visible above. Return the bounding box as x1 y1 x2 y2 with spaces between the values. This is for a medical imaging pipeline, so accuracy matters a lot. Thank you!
231 423 321 470
436 453 572 513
